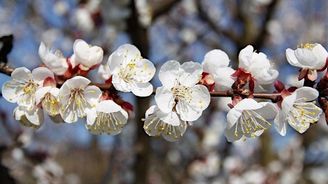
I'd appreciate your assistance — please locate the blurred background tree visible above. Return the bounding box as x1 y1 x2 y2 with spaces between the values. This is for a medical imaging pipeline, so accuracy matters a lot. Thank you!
0 0 328 183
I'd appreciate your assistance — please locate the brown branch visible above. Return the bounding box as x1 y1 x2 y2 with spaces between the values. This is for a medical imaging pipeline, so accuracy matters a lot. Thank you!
126 1 151 184
252 0 280 49
210 90 280 101
196 0 240 43
0 63 14 76
152 0 182 21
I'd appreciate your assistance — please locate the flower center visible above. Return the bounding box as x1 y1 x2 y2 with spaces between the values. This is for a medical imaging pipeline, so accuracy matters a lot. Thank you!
62 88 89 119
298 43 315 49
23 80 38 94
288 101 321 127
118 63 137 83
234 110 271 138
87 112 126 134
172 85 192 102
42 93 59 116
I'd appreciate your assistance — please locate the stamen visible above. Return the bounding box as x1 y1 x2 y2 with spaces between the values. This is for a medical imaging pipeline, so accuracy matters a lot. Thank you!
42 93 60 116
118 63 137 83
143 113 187 141
298 43 316 49
87 112 126 135
172 85 192 102
235 110 271 138
288 101 322 128
62 88 90 119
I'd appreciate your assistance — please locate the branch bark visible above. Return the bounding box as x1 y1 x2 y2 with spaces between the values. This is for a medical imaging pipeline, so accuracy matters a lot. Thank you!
196 0 240 44
152 0 182 21
252 0 280 49
126 1 151 183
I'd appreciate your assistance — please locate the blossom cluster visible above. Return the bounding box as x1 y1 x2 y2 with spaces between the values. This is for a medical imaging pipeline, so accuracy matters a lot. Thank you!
2 39 328 142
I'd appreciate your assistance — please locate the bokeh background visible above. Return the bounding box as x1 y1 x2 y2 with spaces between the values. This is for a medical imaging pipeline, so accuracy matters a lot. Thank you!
0 0 328 183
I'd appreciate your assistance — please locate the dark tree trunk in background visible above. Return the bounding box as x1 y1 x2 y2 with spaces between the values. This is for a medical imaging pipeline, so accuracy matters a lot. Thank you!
126 1 151 183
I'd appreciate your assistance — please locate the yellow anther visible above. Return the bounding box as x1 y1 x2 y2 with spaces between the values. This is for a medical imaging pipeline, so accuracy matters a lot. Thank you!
298 43 315 49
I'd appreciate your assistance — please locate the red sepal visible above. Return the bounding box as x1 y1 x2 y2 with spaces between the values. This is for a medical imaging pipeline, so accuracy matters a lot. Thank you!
274 80 285 92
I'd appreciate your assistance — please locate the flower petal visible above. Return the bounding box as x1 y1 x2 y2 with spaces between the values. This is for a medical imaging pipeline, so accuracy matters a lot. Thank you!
11 67 32 81
131 82 153 97
176 100 202 121
286 48 303 68
254 102 277 120
179 61 203 87
107 52 125 74
115 44 141 66
287 115 310 134
25 107 44 126
157 111 180 126
273 111 287 136
312 44 328 69
158 60 180 88
73 39 103 68
84 85 102 107
32 67 54 85
202 49 230 74
35 86 52 104
98 64 111 81
60 107 78 123
38 42 68 75
64 76 91 89
143 106 187 142
253 68 279 85
294 48 317 68
234 98 262 111
213 67 235 90
133 59 156 83
294 87 319 102
112 74 131 92
96 100 122 113
155 87 175 113
86 108 97 125
2 81 23 103
161 120 187 142
189 85 210 111
282 93 297 112
238 45 254 69
49 87 59 97
225 124 242 142
145 105 157 117
226 108 241 129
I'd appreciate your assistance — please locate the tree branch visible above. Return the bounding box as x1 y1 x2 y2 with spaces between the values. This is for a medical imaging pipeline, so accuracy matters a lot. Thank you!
0 63 14 76
195 0 240 44
252 0 280 49
152 0 182 21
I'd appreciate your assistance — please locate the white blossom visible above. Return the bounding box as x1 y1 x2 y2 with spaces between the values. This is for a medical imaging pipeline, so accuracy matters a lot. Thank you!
2 67 54 110
102 44 155 97
239 45 279 85
58 76 102 123
86 100 128 135
156 60 210 121
14 105 44 129
274 87 322 135
225 98 277 142
143 105 187 142
38 42 68 75
70 39 103 70
286 43 328 70
202 49 235 90
36 86 60 116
